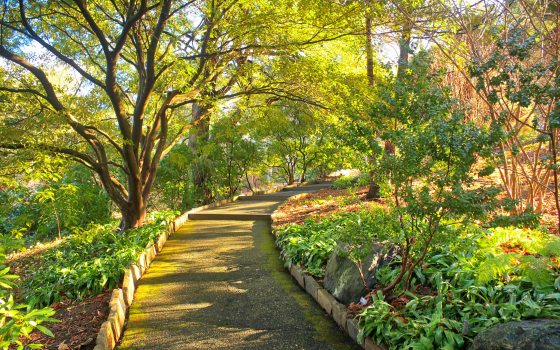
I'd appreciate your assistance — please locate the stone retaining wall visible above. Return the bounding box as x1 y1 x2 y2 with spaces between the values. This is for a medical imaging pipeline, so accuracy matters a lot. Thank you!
93 224 173 350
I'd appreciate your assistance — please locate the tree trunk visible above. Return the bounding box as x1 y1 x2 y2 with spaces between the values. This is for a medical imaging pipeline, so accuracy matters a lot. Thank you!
366 169 380 199
245 170 255 194
299 170 306 183
287 176 295 185
300 156 308 183
120 200 147 231
189 101 213 205
365 15 374 86
365 12 381 199
373 26 411 201
397 27 412 81
287 170 295 185
550 130 560 233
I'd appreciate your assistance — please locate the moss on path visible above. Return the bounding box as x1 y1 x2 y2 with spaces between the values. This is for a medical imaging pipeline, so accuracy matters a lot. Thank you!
118 189 359 350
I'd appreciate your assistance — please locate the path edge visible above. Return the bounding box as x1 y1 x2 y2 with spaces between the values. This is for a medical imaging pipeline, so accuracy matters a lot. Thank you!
93 182 311 350
270 195 389 350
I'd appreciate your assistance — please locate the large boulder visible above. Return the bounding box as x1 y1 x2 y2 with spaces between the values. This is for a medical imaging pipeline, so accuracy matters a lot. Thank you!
323 242 396 305
472 319 560 350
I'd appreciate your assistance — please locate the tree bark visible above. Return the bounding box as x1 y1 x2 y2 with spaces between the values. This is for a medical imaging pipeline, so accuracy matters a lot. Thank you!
365 15 375 86
371 26 411 202
397 26 412 81
366 169 380 198
299 169 307 183
189 101 213 205
120 200 147 231
287 173 295 185
299 154 308 183
365 12 380 199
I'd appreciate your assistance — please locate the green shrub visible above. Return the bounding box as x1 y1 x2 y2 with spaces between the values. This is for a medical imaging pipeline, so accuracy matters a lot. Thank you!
474 227 560 289
0 165 112 242
23 211 177 307
152 144 194 211
275 220 337 276
274 206 397 276
0 248 57 349
489 210 542 229
331 174 369 190
355 173 370 187
360 226 560 350
331 176 356 189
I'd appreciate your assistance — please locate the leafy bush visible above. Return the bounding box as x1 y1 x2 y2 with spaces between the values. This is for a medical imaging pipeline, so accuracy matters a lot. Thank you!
355 173 371 187
474 227 560 288
0 164 111 242
368 51 500 295
152 144 194 211
275 219 337 276
332 176 357 189
1 246 57 349
23 211 177 307
274 206 397 276
360 226 560 350
278 191 560 349
489 210 542 229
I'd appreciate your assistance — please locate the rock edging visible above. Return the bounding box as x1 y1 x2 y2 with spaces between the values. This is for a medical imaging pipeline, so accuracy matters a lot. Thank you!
271 194 388 350
93 184 291 350
286 264 387 350
92 223 173 350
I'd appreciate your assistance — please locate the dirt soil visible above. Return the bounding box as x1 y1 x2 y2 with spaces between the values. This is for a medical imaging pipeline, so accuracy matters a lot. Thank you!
7 245 110 350
273 186 385 227
16 292 111 350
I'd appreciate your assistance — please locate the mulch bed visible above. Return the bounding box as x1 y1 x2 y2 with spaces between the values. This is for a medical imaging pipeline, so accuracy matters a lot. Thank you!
15 291 111 350
274 186 385 227
7 247 110 350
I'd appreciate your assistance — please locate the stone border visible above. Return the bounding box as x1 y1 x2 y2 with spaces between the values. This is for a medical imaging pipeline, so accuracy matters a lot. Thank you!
285 259 387 350
93 183 309 349
271 199 388 350
93 226 171 350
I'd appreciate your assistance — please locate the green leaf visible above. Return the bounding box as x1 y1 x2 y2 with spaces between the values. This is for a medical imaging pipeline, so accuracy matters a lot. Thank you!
36 325 54 338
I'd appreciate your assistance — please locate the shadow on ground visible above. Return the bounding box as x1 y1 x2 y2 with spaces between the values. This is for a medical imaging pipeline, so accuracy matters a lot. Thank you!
119 188 358 350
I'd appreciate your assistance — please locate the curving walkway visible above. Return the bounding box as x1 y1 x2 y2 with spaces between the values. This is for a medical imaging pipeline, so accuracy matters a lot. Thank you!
118 184 359 350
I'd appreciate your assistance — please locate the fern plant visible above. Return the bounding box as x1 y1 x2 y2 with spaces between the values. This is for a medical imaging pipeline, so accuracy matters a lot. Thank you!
475 227 560 291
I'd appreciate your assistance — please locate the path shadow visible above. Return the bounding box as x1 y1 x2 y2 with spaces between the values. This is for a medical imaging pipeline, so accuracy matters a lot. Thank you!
120 188 356 350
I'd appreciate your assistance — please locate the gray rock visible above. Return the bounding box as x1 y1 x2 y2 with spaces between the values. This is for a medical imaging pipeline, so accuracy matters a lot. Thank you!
323 242 396 304
472 319 560 350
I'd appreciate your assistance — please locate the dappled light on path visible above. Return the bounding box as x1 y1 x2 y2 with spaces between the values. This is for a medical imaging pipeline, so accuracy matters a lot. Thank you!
119 187 358 350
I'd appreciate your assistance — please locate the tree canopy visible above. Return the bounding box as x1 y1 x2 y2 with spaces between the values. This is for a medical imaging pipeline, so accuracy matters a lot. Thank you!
1 0 559 231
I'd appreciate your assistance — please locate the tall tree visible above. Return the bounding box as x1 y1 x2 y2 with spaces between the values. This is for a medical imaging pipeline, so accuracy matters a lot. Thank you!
0 0 359 228
0 0 187 229
432 0 560 230
183 0 363 203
